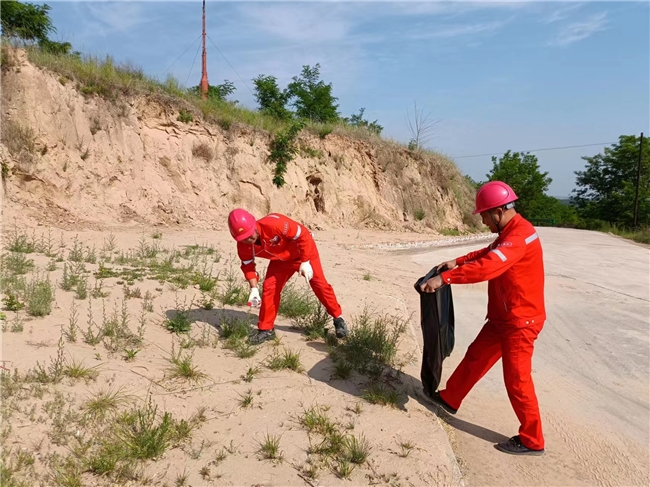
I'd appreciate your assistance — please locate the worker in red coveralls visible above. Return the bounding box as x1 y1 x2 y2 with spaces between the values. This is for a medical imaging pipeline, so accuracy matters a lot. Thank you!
227 209 348 345
420 181 546 456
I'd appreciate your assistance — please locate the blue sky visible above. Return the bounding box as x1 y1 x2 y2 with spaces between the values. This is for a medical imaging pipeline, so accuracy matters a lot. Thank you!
47 1 649 197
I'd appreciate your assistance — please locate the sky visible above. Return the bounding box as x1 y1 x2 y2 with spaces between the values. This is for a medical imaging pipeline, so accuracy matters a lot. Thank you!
45 1 649 197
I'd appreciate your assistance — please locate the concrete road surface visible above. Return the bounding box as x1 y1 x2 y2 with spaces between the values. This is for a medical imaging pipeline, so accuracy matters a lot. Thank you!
406 227 649 486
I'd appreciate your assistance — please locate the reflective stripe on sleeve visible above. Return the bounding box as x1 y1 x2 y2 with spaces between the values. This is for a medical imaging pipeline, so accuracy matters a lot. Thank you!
491 249 507 262
525 233 539 245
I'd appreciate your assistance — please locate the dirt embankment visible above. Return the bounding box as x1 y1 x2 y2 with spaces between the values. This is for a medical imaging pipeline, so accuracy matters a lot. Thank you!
1 48 477 234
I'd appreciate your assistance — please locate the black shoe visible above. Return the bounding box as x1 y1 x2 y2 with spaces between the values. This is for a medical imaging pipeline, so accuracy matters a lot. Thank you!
333 317 348 339
495 435 545 456
423 389 458 415
248 329 276 345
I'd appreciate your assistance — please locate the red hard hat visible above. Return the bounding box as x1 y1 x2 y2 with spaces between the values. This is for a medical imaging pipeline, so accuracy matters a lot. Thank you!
228 208 257 241
473 181 518 214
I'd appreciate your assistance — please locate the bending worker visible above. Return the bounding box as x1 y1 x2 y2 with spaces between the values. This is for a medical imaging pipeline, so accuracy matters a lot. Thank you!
228 208 348 345
420 181 546 456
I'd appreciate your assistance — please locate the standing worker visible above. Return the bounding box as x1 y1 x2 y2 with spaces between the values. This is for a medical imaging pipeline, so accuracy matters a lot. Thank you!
228 209 348 344
419 181 546 456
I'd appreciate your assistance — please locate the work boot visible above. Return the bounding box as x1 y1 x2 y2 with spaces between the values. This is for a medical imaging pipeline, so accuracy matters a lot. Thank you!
248 328 276 345
423 390 458 415
333 317 348 339
495 435 545 456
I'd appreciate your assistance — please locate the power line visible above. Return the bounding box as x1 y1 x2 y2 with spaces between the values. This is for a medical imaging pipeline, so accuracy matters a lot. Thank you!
185 41 202 88
452 142 616 159
206 34 254 96
162 34 202 76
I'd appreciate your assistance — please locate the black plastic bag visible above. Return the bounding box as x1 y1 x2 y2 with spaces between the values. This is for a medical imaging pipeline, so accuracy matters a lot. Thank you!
414 266 455 396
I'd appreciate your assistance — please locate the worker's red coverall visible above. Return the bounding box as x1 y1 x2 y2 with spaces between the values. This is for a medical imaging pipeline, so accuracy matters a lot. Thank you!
237 213 342 331
439 214 546 450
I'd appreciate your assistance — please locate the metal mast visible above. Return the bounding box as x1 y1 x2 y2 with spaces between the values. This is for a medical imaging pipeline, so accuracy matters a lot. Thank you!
200 0 209 100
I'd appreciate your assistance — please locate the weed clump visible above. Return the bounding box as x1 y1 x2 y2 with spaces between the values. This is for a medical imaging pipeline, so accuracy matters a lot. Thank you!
164 296 194 334
220 314 256 358
279 282 317 318
291 302 330 339
298 404 372 479
268 348 302 372
25 273 55 317
331 308 406 380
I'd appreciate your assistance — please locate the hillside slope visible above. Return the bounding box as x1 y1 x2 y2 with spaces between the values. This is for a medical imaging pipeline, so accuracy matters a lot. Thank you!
1 48 478 232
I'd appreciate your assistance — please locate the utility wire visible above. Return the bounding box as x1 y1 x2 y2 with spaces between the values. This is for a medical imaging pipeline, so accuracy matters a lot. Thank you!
185 41 202 89
207 34 255 96
452 142 616 159
162 34 202 76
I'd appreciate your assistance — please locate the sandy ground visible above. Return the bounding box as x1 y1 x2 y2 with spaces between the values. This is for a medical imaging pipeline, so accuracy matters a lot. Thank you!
2 223 648 486
1 224 474 487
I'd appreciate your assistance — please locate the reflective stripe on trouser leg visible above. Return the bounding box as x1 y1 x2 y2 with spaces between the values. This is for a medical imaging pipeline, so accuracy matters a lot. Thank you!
258 260 295 331
307 255 342 318
501 322 545 450
439 320 502 410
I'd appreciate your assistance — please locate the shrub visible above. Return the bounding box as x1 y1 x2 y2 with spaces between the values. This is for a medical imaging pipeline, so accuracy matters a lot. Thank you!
269 121 304 187
192 142 213 163
1 120 36 158
177 109 193 123
26 274 55 316
332 308 406 380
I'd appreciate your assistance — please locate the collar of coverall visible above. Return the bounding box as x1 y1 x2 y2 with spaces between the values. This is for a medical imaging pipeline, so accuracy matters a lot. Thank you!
498 212 521 235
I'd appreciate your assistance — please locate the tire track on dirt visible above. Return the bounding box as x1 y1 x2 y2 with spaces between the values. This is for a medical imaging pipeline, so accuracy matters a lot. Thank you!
546 412 649 486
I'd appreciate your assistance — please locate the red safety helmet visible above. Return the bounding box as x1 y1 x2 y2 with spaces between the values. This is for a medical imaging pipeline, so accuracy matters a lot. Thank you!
228 208 257 241
473 181 518 215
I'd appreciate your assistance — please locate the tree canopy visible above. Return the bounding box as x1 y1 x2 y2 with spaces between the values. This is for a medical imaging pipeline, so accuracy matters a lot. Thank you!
343 108 383 136
1 1 54 43
189 80 236 102
1 1 76 55
252 74 291 121
285 64 339 123
484 150 552 219
572 134 649 228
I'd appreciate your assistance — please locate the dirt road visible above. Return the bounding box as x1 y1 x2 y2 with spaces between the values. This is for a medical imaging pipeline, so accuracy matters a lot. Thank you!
402 227 650 486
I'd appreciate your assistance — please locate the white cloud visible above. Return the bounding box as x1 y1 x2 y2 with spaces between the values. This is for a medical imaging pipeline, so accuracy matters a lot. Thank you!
543 3 585 24
83 3 152 33
410 17 513 39
547 12 608 47
234 3 357 43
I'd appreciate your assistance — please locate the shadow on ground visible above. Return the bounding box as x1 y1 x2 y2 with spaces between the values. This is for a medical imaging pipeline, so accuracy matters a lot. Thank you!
162 307 508 445
163 307 254 331
307 352 509 445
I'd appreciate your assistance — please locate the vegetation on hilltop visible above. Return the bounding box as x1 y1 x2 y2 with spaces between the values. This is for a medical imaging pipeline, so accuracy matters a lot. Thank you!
469 135 649 244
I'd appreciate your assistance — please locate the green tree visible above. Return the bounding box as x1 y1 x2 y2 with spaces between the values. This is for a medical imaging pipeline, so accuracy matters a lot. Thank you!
343 108 383 136
1 1 77 56
286 64 339 123
572 134 650 228
1 0 54 43
252 74 291 120
528 194 580 225
39 38 74 55
270 121 305 187
189 81 236 102
485 151 552 218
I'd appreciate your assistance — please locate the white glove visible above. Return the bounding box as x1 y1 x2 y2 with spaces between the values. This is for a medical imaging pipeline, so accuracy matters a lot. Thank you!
247 288 261 307
299 261 314 282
